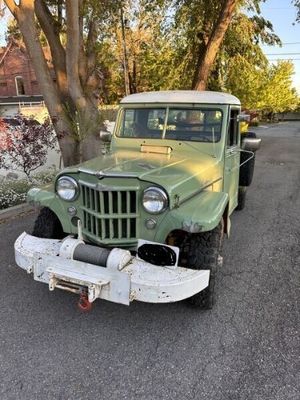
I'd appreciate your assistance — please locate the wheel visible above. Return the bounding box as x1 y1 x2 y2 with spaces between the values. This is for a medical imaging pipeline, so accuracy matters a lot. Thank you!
243 132 257 139
236 187 246 211
245 131 257 138
32 207 64 239
179 222 223 309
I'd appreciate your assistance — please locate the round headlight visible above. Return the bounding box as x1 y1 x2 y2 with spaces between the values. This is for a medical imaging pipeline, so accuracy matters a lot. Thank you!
142 187 168 214
56 176 79 201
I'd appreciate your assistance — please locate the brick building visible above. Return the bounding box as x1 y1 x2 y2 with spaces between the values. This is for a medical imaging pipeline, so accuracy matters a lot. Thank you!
0 41 61 175
0 40 52 116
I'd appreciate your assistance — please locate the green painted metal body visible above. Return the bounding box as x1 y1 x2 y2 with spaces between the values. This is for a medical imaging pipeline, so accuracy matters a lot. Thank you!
27 100 241 248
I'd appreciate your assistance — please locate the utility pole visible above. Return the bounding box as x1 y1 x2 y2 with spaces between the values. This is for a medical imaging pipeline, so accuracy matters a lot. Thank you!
120 5 130 96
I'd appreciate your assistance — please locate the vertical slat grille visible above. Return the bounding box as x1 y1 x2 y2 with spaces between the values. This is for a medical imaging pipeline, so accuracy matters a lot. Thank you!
80 183 138 242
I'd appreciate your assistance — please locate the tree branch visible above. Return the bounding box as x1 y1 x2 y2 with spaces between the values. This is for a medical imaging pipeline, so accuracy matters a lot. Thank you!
3 0 18 16
57 0 63 28
192 0 238 90
13 2 70 127
78 0 87 84
34 0 68 97
86 19 97 75
65 0 86 108
83 17 102 105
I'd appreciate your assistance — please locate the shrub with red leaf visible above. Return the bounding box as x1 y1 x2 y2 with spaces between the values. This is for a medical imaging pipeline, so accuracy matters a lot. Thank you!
0 115 57 179
0 118 10 151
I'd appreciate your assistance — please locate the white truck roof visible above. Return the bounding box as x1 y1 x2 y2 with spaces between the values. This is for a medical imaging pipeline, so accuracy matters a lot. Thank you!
121 90 241 105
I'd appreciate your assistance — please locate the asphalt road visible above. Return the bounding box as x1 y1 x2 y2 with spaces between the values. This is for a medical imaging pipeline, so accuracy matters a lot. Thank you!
0 122 299 400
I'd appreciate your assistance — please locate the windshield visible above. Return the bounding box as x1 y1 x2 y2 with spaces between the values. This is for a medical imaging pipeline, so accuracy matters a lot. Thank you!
118 107 223 142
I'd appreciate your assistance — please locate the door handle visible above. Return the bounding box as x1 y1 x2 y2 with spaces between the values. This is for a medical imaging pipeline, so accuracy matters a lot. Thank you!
229 148 237 155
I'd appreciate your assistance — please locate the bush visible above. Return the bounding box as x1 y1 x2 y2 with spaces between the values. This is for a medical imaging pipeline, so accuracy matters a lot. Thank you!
0 180 31 210
0 115 57 179
0 170 57 210
99 105 118 122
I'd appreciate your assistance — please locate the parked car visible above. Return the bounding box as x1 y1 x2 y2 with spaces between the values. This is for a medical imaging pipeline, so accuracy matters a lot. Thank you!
14 91 261 310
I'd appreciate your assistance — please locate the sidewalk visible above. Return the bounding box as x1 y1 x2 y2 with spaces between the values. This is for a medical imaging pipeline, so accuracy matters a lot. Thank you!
0 203 34 223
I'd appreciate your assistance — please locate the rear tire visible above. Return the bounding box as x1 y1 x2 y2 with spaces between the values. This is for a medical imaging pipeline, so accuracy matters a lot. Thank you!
32 207 64 239
179 223 223 309
245 131 257 139
236 187 246 211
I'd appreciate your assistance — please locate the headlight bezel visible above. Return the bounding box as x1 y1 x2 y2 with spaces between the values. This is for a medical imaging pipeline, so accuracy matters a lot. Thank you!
142 186 168 214
55 176 79 202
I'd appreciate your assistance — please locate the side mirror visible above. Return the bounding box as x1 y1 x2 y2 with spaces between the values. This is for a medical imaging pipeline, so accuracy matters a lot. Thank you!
238 114 251 122
241 137 261 152
100 130 112 142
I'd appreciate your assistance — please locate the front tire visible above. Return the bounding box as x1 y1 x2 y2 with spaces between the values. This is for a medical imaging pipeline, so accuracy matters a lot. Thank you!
32 207 64 239
180 223 223 309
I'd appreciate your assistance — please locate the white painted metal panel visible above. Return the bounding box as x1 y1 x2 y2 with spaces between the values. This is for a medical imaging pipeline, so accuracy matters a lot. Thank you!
14 232 210 305
124 261 209 303
121 90 240 105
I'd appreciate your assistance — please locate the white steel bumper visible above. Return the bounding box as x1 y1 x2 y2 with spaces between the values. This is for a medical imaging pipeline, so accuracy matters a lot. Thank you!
14 232 210 305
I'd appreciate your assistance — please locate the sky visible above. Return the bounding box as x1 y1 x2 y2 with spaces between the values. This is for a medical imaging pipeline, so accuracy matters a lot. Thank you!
0 1 300 91
259 0 300 91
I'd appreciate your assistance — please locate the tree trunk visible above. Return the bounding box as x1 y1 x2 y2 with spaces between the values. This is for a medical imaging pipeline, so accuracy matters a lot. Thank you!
192 0 238 90
120 6 130 96
4 0 103 166
65 0 102 162
8 1 78 165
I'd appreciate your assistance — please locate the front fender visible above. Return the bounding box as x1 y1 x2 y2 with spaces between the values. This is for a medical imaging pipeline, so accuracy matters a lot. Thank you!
154 191 229 242
27 187 72 233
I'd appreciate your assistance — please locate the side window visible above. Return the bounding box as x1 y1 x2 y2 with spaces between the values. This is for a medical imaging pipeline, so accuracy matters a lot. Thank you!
228 109 239 147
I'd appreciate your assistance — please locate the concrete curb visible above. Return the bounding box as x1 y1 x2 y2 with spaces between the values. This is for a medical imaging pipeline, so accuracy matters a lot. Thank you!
0 203 35 222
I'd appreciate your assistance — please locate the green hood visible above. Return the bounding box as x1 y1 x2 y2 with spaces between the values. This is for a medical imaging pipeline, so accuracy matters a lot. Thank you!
67 149 223 206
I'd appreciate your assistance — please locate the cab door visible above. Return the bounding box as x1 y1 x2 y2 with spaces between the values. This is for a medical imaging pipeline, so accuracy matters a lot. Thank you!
223 107 240 214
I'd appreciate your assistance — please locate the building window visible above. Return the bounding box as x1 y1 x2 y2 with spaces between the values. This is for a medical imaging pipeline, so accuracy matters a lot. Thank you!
15 76 25 96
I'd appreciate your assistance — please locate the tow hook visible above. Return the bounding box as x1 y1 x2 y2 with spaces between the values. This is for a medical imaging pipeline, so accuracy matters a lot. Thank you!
78 289 93 312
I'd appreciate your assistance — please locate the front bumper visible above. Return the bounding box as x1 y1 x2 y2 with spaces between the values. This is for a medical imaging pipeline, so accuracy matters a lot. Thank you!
14 233 210 306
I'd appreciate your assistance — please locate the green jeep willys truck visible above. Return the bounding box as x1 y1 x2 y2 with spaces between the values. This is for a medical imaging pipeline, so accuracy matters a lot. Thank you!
14 91 261 310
